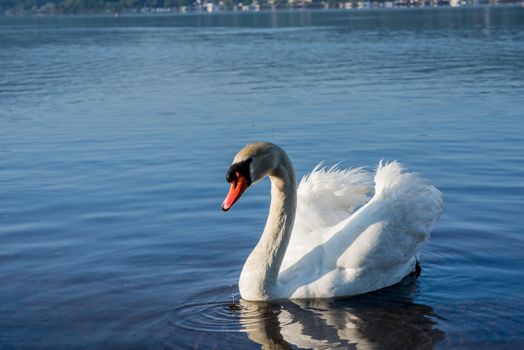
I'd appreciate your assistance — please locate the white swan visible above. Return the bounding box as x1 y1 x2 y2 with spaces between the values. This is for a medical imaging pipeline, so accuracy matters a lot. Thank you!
222 142 443 301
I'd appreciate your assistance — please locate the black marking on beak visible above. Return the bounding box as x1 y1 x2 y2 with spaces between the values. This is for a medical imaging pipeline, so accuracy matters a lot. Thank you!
226 158 253 186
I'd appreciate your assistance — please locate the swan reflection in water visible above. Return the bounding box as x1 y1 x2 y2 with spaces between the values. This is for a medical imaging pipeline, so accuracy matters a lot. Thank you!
237 276 445 350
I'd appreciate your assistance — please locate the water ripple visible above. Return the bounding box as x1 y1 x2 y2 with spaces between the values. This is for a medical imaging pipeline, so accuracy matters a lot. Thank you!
1 8 523 349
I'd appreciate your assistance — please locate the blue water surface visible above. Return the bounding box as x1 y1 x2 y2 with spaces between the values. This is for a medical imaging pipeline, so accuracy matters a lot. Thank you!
1 7 523 349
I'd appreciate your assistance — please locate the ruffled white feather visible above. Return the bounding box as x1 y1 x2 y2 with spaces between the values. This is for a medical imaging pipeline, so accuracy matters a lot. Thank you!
276 160 443 299
295 164 373 235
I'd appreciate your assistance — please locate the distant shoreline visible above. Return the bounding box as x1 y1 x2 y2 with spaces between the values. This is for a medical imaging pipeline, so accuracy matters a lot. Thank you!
2 1 523 17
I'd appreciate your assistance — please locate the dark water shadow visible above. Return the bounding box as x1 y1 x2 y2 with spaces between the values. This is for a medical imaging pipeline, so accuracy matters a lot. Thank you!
238 275 445 349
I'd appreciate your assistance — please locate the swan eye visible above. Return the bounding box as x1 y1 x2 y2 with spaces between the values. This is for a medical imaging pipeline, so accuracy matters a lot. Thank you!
226 158 252 185
226 169 237 183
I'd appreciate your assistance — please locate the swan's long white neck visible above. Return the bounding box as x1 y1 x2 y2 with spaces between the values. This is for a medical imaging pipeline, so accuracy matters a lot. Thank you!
239 153 296 301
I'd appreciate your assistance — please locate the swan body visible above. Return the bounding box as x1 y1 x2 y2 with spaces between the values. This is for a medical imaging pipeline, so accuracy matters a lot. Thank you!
222 142 443 301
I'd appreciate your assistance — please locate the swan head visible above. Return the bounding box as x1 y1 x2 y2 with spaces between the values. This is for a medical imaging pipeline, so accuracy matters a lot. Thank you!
222 142 280 211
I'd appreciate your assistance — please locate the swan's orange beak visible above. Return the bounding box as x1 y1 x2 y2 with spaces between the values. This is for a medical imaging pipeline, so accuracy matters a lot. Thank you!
222 172 249 211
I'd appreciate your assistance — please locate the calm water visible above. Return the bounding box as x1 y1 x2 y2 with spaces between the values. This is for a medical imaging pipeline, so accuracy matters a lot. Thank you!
1 7 524 349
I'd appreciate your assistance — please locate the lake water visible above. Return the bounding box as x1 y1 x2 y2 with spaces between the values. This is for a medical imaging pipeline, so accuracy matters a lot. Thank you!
1 7 523 349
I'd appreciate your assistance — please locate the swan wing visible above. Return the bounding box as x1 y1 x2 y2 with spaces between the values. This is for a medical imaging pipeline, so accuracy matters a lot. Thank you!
279 161 443 299
294 164 374 235
336 161 443 270
280 165 373 273
330 161 442 297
